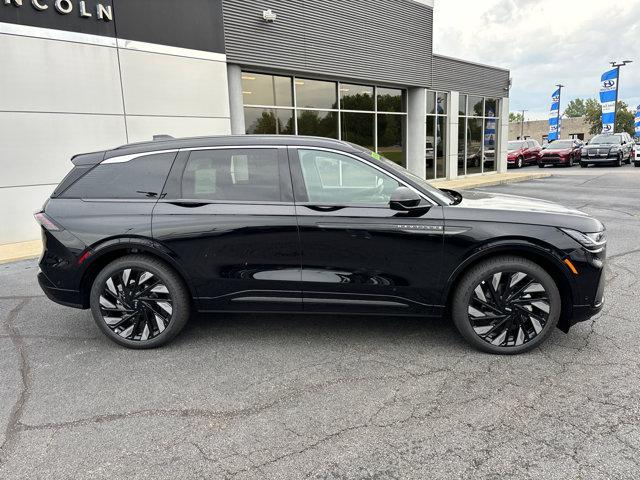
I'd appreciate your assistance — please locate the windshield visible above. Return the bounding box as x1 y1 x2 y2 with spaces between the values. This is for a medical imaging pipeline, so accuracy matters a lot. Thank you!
508 141 525 150
348 143 454 204
590 134 621 144
547 140 574 149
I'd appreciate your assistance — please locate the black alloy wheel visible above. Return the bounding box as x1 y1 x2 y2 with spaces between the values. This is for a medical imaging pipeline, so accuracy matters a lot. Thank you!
99 268 172 341
90 255 190 348
451 256 560 354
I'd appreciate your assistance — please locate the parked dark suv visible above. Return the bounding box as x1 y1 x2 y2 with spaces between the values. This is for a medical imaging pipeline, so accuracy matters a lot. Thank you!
580 133 634 167
36 136 606 354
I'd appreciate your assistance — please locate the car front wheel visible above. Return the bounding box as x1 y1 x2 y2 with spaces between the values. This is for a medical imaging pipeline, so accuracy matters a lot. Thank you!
451 256 561 354
516 156 523 168
89 255 191 348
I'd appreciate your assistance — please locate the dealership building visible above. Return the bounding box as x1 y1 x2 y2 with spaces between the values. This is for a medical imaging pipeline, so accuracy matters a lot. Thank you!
1 0 510 245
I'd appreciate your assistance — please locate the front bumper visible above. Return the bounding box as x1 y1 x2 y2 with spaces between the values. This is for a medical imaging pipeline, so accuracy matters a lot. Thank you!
38 271 84 309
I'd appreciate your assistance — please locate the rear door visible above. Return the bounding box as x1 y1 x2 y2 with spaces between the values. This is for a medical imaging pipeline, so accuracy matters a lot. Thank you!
290 147 444 316
152 146 302 312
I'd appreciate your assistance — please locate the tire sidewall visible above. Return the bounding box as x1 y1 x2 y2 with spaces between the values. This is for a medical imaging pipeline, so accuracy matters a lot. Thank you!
451 257 561 355
89 256 190 349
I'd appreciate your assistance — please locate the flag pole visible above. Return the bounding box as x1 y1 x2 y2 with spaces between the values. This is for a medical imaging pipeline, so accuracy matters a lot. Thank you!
556 84 564 140
609 60 633 132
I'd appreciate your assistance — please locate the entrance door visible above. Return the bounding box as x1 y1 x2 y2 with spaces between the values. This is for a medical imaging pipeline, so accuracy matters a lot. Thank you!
290 147 444 316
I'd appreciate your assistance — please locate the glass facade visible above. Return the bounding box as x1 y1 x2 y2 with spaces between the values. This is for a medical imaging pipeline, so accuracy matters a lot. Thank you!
242 71 407 166
426 90 447 179
458 95 500 176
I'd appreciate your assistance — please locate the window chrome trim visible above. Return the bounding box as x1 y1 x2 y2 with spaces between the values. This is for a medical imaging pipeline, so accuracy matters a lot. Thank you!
101 149 180 164
291 146 438 206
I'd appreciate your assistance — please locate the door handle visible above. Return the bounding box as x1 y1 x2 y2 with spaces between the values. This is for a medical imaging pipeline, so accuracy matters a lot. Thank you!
167 201 209 208
304 205 346 212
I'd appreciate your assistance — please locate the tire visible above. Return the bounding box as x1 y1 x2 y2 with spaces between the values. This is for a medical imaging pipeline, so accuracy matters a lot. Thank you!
538 163 545 168
635 162 640 168
614 153 623 167
516 156 523 169
89 255 191 349
567 156 574 167
451 256 561 355
580 161 587 168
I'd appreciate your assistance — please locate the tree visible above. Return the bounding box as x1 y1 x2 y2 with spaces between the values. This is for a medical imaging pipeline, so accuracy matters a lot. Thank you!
509 112 524 123
584 98 635 135
564 98 586 117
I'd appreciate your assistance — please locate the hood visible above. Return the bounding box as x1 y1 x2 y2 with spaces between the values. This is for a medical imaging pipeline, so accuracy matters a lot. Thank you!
446 190 603 231
542 148 572 154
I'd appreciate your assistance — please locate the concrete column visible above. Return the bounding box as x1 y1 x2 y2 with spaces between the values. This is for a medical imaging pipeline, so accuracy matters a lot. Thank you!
497 97 509 173
406 87 426 178
227 64 245 135
446 91 459 179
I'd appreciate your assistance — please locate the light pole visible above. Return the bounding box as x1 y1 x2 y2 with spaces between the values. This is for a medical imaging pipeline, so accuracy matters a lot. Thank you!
609 60 633 130
520 109 528 139
555 84 564 140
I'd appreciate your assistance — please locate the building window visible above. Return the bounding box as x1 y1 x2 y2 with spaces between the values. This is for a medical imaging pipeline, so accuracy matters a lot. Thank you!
242 71 407 166
458 95 501 176
426 90 448 179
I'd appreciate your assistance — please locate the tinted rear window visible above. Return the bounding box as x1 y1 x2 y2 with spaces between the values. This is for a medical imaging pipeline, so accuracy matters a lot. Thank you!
181 149 281 202
61 152 176 199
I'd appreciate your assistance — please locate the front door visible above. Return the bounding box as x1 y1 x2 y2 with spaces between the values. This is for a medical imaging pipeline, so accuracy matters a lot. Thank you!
152 147 302 312
290 147 444 316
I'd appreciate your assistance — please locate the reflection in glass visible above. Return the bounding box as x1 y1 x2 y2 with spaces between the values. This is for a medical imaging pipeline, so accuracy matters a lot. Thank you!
426 91 436 115
436 116 447 178
436 92 447 115
242 73 292 107
469 96 483 116
466 118 483 174
483 117 497 172
297 109 338 138
426 116 435 179
340 84 374 111
377 114 405 166
295 78 337 109
244 107 294 135
459 94 467 115
485 98 497 118
458 116 466 176
340 112 374 150
377 88 405 112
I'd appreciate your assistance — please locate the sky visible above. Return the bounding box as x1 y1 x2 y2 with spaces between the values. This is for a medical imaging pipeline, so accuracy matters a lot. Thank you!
432 0 640 120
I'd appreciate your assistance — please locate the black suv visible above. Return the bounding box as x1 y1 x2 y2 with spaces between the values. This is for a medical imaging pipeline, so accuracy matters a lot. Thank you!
36 136 606 354
580 133 634 167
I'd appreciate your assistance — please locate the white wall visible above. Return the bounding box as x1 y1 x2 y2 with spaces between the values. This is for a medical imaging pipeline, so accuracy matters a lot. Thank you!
0 25 231 245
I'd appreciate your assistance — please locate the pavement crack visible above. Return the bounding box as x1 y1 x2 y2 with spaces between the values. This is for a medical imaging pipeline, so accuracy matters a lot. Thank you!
0 299 31 464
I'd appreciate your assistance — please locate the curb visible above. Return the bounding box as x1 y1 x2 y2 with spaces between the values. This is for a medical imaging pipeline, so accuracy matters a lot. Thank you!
0 240 42 265
431 172 552 190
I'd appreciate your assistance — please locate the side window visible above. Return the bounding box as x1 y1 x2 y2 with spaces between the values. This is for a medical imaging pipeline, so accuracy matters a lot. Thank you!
297 149 400 205
181 148 281 202
61 152 176 199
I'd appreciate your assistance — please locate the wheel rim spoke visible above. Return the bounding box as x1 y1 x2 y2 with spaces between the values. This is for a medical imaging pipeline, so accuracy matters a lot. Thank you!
467 269 550 348
99 268 172 342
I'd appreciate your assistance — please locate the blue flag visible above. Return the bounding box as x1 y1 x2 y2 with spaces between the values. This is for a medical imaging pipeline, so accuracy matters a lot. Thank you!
599 68 618 134
635 104 640 138
548 88 560 141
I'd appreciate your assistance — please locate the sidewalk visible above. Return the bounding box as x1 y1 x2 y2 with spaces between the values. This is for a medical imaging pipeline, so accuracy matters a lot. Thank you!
0 171 551 265
430 171 551 190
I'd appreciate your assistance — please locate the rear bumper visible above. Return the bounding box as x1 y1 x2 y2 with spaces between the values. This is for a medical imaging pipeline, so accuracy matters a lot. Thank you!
38 271 84 309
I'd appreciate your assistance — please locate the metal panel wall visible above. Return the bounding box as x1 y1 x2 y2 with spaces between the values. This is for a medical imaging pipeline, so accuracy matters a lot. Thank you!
223 0 433 87
432 54 510 98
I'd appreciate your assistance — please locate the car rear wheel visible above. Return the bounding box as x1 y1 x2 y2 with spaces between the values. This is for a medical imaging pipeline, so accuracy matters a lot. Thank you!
89 255 190 348
451 256 561 354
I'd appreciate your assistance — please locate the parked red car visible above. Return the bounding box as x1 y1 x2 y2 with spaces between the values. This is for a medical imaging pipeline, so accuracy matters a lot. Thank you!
507 139 541 168
538 139 582 167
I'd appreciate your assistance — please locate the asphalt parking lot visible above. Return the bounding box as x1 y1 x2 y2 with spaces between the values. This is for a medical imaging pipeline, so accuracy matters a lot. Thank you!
1 164 639 479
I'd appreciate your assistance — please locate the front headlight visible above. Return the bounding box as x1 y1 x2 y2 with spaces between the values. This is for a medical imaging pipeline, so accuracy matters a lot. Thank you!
560 228 606 253
610 145 620 151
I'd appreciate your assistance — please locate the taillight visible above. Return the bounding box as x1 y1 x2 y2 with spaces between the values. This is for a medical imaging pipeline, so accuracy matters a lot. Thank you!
34 212 62 231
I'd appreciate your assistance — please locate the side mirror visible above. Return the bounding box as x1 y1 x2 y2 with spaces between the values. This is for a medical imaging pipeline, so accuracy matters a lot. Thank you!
389 187 424 211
